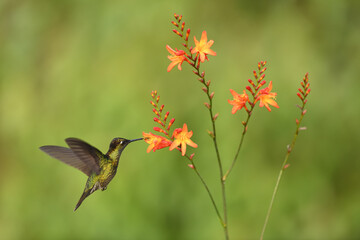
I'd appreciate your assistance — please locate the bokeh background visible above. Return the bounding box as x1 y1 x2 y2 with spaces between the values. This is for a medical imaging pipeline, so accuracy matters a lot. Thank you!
1 0 359 239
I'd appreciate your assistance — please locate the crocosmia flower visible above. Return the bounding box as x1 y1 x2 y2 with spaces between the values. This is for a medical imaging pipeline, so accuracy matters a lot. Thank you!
166 45 188 72
169 123 198 156
143 132 172 153
256 81 279 112
191 31 216 63
228 89 249 114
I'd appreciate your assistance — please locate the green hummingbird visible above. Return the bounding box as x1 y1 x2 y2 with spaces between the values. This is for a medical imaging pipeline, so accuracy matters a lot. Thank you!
40 137 143 211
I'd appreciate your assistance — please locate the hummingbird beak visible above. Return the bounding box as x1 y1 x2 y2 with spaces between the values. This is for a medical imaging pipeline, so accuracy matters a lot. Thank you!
129 138 143 143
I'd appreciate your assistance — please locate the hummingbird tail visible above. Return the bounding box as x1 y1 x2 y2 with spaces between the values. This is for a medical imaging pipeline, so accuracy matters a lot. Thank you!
74 190 91 212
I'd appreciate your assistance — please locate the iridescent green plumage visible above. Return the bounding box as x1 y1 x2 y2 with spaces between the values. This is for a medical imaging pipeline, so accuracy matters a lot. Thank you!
40 137 142 211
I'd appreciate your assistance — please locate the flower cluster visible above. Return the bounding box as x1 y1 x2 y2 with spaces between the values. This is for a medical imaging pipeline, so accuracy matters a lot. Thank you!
167 14 216 72
143 91 198 156
295 73 311 125
228 61 279 114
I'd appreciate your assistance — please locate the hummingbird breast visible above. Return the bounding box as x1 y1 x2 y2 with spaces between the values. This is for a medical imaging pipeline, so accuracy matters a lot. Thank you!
98 160 118 189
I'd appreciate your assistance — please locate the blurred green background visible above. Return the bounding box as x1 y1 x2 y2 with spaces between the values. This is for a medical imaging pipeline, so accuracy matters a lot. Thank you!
1 0 359 239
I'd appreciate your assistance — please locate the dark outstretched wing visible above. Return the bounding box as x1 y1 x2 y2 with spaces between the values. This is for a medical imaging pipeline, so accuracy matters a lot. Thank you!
65 138 101 175
39 146 93 176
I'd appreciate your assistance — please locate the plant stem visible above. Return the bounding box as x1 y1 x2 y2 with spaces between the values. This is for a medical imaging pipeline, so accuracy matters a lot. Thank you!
191 64 229 240
187 159 225 226
260 105 305 240
174 22 229 239
223 113 251 181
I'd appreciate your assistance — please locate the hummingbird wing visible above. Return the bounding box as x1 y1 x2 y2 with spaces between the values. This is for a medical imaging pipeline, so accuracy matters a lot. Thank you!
39 146 93 176
65 138 101 175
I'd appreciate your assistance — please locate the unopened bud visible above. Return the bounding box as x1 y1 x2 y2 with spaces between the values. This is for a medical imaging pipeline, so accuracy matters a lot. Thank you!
297 92 303 100
204 102 211 109
253 71 258 79
299 126 307 131
259 74 265 81
302 109 307 115
283 164 290 170
153 108 159 116
167 118 175 130
246 86 254 94
188 164 194 169
181 22 185 31
164 111 170 122
172 29 183 37
206 80 211 87
202 87 207 93
189 153 195 160
287 144 292 152
207 130 215 138
213 113 219 121
185 29 190 41
210 92 215 99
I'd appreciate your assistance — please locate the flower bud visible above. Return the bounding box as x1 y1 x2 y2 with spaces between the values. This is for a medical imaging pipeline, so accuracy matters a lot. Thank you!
204 102 211 109
167 118 175 130
185 29 190 41
297 92 303 100
246 86 254 94
207 130 215 138
213 113 219 121
253 71 258 79
164 111 170 122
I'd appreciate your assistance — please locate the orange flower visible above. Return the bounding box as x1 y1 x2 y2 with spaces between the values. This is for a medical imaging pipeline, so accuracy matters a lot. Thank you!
169 123 198 156
166 45 188 72
143 132 172 153
255 81 279 111
191 31 216 63
228 89 249 114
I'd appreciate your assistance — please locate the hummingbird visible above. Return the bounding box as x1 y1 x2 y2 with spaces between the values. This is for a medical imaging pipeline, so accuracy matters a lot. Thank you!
40 137 143 211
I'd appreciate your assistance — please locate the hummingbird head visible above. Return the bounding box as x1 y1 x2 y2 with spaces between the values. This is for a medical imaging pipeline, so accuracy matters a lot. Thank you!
107 137 143 156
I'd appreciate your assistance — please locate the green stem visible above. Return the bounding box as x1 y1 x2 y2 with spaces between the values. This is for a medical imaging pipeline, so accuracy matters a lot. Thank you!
175 23 229 239
260 104 305 240
223 112 251 181
187 159 224 226
194 68 229 240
